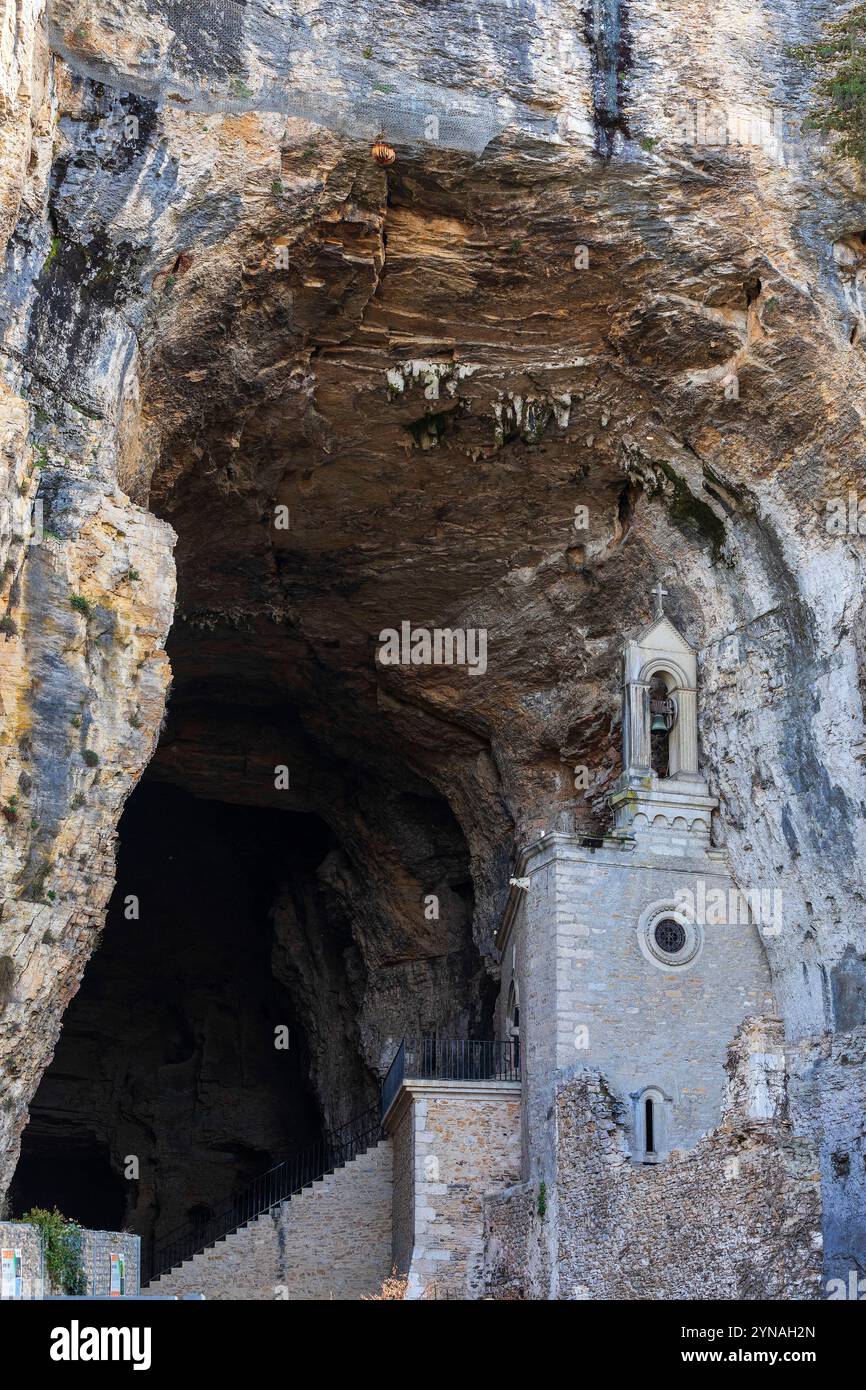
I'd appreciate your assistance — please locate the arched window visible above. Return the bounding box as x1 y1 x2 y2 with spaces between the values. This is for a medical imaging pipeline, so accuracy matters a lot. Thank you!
506 979 520 1067
633 1086 670 1163
644 1096 656 1156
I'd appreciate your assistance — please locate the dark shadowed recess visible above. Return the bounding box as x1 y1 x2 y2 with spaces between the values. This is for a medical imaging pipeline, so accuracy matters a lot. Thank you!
9 781 340 1249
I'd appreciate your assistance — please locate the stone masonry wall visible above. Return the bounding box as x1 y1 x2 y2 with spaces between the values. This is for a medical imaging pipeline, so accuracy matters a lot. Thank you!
79 1228 141 1296
497 854 556 1181
390 1099 414 1279
0 1219 42 1298
552 1020 823 1300
555 841 774 1146
148 1139 393 1300
0 1219 139 1297
484 1183 540 1300
396 1084 522 1300
503 836 776 1162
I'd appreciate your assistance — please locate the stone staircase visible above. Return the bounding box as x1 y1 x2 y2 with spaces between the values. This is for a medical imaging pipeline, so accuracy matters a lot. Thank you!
143 1139 393 1300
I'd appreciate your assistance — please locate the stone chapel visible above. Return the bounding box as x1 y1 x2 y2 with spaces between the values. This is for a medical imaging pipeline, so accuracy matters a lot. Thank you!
143 593 823 1301
485 593 822 1298
497 590 776 1159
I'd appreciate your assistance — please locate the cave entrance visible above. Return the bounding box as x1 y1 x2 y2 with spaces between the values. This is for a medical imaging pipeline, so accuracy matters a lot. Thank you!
8 1132 127 1232
9 779 355 1253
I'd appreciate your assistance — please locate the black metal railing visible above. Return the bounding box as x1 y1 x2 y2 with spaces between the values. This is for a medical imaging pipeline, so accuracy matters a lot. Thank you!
143 1037 519 1284
142 1103 382 1285
381 1038 405 1118
381 1037 520 1118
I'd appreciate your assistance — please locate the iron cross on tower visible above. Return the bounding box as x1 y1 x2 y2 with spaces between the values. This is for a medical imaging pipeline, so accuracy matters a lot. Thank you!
651 581 668 618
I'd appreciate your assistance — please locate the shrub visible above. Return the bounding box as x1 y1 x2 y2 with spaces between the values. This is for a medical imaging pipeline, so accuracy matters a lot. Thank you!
790 6 866 163
363 1266 408 1300
70 594 93 619
43 237 61 272
0 616 17 637
0 955 15 1001
537 1179 547 1219
82 749 99 767
20 1209 86 1295
28 863 50 902
2 795 18 823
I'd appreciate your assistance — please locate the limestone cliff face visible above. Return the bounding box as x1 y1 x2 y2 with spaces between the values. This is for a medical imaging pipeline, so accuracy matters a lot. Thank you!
0 0 864 1273
0 0 176 1201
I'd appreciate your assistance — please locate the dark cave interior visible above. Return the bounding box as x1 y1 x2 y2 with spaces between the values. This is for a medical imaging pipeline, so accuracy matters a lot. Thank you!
9 641 485 1253
9 776 347 1247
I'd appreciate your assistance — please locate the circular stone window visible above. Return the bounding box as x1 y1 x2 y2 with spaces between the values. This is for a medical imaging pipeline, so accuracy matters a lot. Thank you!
654 918 686 955
637 901 703 971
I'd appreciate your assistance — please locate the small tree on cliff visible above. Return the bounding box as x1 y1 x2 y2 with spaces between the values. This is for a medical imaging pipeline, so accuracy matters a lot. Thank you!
791 5 866 163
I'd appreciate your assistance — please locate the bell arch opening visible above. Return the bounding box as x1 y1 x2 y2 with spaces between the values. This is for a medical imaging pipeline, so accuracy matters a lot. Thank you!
648 675 673 778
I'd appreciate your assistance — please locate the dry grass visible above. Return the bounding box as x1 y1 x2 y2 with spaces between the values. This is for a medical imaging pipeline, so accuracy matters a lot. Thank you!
364 1267 408 1300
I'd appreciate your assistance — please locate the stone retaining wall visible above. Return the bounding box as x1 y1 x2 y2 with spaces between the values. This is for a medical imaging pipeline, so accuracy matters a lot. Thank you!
482 1019 824 1300
148 1139 393 1300
386 1081 522 1300
0 1219 139 1298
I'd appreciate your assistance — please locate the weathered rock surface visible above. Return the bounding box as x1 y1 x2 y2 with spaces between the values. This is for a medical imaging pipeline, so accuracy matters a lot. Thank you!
0 0 864 1278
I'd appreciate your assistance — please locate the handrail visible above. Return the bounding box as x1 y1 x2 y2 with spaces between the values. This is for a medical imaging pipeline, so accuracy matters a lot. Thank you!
381 1038 405 1119
402 1037 520 1084
143 1037 520 1284
142 1103 381 1284
382 1036 520 1117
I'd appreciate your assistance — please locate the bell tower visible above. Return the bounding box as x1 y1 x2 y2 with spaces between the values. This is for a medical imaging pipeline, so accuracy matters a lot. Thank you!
609 585 717 854
490 585 797 1299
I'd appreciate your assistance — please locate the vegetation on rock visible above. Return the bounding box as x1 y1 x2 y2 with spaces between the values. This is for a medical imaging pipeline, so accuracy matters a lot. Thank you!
21 1207 87 1295
0 957 15 1003
69 594 93 618
791 6 866 163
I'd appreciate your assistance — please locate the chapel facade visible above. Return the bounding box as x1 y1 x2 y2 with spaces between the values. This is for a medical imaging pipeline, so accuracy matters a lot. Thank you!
496 594 775 1159
481 594 821 1299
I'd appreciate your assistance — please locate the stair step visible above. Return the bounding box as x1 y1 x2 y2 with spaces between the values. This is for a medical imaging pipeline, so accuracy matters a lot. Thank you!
149 1133 385 1279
